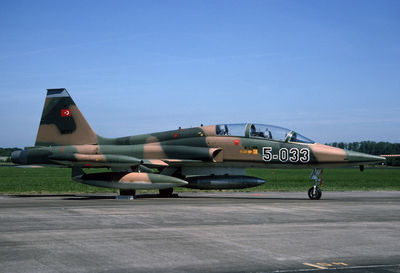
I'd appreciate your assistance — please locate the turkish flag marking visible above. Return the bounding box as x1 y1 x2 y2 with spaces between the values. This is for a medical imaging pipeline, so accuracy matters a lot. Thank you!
233 139 240 146
61 109 71 117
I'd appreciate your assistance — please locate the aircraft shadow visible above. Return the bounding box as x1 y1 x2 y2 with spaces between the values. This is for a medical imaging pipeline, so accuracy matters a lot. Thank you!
6 193 330 202
11 194 76 198
62 193 309 201
178 195 309 201
63 193 180 200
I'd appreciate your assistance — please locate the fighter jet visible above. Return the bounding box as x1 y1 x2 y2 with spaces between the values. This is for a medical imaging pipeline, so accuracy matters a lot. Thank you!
11 89 385 199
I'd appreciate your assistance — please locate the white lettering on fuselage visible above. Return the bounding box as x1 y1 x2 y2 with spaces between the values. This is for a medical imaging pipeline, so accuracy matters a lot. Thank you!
262 147 310 163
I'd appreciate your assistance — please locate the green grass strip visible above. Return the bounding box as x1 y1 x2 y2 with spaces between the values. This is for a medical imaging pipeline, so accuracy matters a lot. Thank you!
0 167 399 194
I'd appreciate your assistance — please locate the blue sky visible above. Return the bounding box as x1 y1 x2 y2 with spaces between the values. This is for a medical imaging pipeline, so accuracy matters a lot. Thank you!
1 0 399 147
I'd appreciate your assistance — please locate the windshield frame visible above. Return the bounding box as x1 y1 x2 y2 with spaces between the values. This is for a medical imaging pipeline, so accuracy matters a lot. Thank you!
215 123 314 144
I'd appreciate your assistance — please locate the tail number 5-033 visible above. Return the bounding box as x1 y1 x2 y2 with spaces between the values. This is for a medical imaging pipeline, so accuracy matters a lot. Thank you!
262 147 310 163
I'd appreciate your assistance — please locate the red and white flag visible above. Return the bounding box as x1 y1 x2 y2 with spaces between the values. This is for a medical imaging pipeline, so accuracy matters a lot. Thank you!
61 109 71 117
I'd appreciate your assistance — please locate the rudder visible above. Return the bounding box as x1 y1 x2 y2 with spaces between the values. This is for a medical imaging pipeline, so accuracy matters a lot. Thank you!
35 88 98 146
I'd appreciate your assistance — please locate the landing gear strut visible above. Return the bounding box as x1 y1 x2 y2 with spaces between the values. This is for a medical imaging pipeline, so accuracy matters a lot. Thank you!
159 188 174 198
308 168 323 200
120 189 136 196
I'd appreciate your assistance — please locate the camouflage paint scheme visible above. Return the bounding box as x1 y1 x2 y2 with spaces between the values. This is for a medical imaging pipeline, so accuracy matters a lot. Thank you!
11 89 385 199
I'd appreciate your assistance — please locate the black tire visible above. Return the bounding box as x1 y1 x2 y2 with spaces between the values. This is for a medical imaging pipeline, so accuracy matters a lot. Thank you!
159 188 173 197
308 187 322 200
120 189 136 196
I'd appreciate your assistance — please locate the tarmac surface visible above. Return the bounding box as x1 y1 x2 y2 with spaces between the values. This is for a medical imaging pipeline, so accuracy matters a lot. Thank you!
0 191 399 273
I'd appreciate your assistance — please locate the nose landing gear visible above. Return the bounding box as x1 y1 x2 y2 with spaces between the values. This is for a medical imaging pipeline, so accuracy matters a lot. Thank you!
308 185 322 200
308 168 323 200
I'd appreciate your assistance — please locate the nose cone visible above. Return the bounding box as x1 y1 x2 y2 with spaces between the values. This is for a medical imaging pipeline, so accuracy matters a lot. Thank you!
346 150 386 164
253 178 267 187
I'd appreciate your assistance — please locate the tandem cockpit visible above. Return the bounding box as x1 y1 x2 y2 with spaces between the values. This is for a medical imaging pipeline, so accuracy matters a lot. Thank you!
215 123 314 144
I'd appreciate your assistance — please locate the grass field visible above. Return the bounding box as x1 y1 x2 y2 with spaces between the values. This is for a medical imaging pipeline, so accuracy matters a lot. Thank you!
0 166 399 194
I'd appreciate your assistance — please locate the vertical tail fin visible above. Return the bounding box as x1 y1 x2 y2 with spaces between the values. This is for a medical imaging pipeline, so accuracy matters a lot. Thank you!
35 88 98 146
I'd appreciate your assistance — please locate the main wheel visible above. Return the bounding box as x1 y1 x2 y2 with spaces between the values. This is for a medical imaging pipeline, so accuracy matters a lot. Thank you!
308 187 322 200
159 188 173 197
120 189 136 196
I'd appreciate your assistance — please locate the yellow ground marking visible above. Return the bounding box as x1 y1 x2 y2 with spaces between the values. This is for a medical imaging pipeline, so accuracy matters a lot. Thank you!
303 262 349 270
316 263 332 267
302 263 328 269
332 262 348 266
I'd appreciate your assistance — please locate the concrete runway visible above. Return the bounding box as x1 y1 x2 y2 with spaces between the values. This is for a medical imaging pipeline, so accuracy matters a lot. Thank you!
0 191 399 273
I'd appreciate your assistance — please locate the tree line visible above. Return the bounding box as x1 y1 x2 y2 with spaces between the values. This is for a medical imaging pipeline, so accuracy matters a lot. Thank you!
0 147 20 157
0 147 20 162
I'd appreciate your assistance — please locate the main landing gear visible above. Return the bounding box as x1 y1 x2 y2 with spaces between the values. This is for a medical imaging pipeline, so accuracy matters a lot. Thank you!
159 188 174 198
119 188 176 198
308 168 323 200
120 189 136 196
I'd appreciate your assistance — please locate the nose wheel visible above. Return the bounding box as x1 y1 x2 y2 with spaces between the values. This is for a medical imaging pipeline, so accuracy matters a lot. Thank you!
308 168 323 200
308 186 322 200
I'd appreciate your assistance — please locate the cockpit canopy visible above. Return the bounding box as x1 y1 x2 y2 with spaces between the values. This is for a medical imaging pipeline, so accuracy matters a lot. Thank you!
215 123 314 144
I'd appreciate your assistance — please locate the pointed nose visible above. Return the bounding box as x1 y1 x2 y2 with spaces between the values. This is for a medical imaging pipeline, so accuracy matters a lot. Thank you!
346 150 386 164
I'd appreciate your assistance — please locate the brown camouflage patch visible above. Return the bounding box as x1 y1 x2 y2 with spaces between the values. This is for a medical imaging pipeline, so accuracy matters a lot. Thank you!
74 154 106 162
36 105 97 146
310 143 346 162
75 145 100 154
120 173 151 183
144 143 167 159
201 125 217 136
205 136 260 161
146 159 169 166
